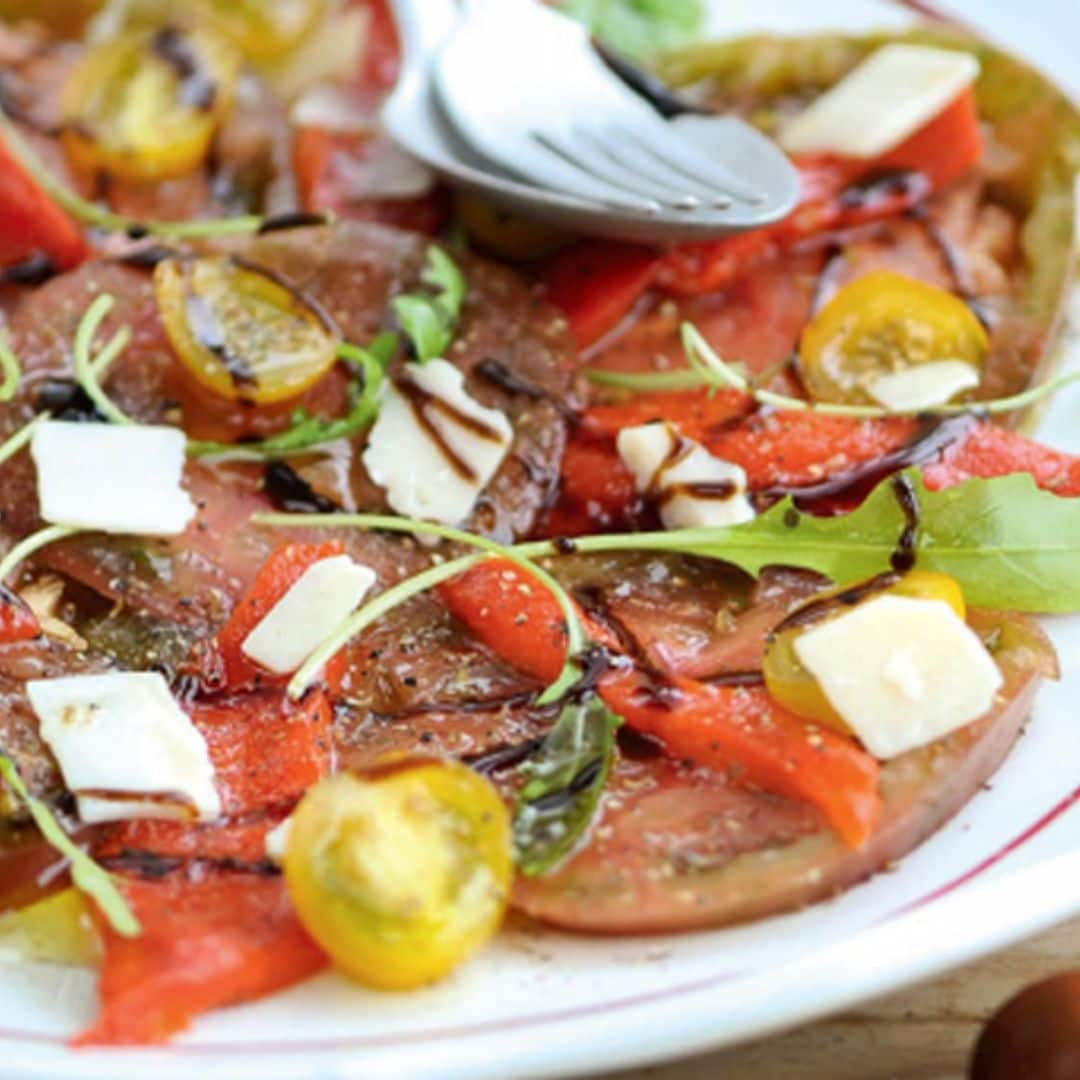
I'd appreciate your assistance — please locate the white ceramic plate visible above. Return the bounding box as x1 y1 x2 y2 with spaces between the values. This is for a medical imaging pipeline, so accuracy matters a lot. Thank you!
2 1 1079 1077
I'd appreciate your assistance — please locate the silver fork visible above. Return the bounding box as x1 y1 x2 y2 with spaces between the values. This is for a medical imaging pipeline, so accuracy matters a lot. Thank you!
430 0 799 224
383 0 799 240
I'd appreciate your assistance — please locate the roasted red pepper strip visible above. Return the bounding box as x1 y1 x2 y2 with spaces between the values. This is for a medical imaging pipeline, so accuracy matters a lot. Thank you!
542 89 984 346
91 686 333 864
922 422 1080 496
82 686 334 1044
539 240 658 349
657 88 983 297
74 874 327 1046
0 587 41 644
551 391 1080 532
212 541 345 690
0 134 87 271
439 560 881 847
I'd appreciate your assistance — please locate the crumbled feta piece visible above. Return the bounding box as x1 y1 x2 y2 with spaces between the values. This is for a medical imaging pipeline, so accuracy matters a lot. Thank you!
28 672 220 823
868 360 980 411
241 555 376 675
616 422 755 529
780 44 979 159
362 359 512 525
793 595 1003 759
31 421 195 536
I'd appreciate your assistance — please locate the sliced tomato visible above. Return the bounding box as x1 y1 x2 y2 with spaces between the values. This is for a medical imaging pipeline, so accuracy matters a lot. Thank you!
439 559 881 847
74 873 326 1046
212 541 345 690
538 240 658 350
0 134 87 272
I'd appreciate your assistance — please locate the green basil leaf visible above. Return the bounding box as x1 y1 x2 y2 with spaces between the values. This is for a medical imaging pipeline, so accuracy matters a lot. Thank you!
561 0 705 59
656 470 1080 613
513 688 622 877
393 246 466 364
392 295 451 366
0 755 141 938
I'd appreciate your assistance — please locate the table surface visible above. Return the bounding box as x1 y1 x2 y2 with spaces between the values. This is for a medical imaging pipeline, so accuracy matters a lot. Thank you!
610 916 1079 1079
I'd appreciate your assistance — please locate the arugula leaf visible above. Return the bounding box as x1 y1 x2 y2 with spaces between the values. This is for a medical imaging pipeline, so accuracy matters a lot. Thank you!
393 246 466 364
0 755 141 938
187 335 394 460
560 0 705 59
648 470 1080 614
513 687 622 877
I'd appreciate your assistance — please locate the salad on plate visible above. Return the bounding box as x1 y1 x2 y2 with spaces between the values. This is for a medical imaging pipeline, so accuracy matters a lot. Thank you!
0 0 1077 1049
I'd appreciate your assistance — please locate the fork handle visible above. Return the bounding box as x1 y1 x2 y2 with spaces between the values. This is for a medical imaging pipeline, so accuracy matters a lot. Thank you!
388 0 462 72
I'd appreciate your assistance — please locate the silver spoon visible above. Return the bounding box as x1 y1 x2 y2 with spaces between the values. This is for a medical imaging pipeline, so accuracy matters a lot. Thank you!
382 0 800 243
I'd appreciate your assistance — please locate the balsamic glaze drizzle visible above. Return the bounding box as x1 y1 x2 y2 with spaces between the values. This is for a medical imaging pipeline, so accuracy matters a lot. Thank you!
256 210 332 236
151 27 217 112
395 374 506 484
475 358 547 400
757 412 976 509
263 461 340 514
0 252 58 287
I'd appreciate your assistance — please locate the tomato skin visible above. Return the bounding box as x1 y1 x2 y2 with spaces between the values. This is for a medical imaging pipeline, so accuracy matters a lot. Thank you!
284 762 512 990
0 589 41 645
154 256 341 406
439 560 882 848
211 541 346 690
0 137 88 272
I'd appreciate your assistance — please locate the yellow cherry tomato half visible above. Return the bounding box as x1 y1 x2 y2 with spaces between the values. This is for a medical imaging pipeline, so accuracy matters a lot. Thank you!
194 0 327 62
763 570 966 734
798 270 989 405
154 255 340 405
283 760 512 991
60 26 240 183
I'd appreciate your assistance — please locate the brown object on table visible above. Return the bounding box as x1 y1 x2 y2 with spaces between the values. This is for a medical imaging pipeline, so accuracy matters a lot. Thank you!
970 971 1080 1080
